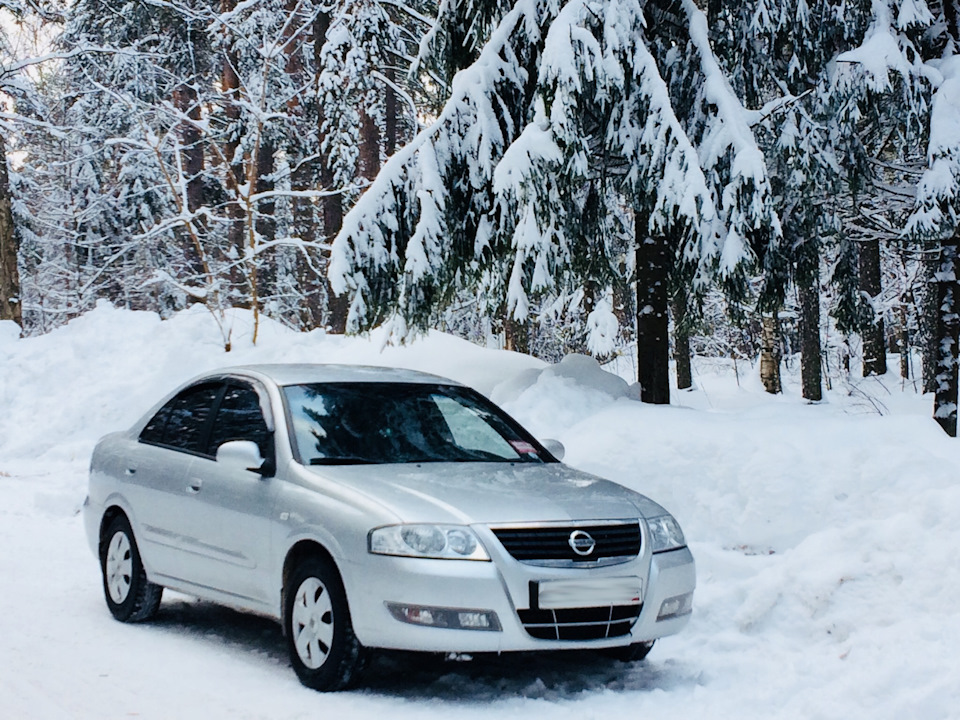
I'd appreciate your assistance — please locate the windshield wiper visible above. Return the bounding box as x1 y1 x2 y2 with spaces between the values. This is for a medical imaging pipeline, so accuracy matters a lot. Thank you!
309 457 377 465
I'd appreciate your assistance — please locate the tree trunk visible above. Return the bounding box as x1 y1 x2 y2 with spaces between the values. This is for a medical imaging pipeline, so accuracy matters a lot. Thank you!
384 67 398 158
636 218 670 404
254 138 276 302
359 107 381 181
934 8 960 432
0 135 21 328
944 0 959 42
898 302 911 380
314 9 349 334
797 261 822 401
172 83 206 283
672 292 692 391
284 0 317 325
920 239 941 393
859 237 887 376
503 312 529 354
221 0 245 294
760 313 782 394
173 84 204 214
934 227 960 437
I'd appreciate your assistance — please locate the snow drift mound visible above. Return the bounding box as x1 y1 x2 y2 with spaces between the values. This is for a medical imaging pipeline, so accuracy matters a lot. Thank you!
1 303 959 720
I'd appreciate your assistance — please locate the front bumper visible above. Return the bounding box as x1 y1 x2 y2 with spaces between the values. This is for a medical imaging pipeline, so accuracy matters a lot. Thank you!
345 543 695 653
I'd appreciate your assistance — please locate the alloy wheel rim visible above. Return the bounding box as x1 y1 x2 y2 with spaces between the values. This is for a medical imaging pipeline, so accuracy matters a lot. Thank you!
292 577 334 669
106 531 133 604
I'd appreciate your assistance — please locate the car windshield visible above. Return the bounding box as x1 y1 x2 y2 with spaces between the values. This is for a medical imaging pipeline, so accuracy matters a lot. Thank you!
283 382 548 465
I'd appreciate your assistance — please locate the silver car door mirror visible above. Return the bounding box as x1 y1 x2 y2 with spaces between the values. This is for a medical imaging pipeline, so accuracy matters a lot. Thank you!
216 440 266 474
541 438 565 461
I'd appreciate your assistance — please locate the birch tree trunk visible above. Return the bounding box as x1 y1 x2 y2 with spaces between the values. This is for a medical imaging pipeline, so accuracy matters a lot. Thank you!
934 227 960 437
503 312 529 354
760 313 782 395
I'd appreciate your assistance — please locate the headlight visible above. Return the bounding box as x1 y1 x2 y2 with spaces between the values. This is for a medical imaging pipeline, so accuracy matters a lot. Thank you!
369 524 490 561
647 514 686 553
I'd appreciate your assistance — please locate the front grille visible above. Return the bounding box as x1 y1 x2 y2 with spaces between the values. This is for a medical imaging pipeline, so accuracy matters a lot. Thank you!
492 522 641 564
517 605 642 640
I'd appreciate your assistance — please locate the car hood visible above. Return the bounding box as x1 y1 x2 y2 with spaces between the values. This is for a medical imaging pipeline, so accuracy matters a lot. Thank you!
305 462 667 524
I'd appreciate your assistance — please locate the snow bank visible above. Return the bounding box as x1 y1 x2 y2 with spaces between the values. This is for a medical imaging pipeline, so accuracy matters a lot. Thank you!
1 304 958 719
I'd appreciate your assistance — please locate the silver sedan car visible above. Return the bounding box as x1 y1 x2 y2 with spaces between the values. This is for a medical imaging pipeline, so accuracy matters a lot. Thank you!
84 364 695 691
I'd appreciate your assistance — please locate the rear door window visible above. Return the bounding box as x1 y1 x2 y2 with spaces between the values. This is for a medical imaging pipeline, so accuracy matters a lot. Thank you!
140 383 221 456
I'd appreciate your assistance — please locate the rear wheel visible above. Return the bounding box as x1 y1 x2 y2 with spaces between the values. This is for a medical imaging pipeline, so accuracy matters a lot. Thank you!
100 514 162 622
284 556 366 691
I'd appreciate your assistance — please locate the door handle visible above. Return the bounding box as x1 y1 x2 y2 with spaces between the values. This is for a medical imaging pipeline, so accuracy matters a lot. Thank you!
187 478 203 494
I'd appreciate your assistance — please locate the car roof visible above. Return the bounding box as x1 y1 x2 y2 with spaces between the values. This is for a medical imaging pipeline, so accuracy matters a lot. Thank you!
212 363 462 387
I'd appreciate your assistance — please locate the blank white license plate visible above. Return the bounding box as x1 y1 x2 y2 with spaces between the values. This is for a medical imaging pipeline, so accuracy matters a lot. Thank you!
537 577 642 610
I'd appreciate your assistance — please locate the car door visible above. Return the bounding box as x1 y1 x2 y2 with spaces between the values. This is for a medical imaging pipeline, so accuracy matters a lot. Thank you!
178 381 279 605
126 382 223 582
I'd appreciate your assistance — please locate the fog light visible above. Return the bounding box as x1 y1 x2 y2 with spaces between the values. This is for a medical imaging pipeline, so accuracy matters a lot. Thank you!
402 607 439 626
386 603 501 631
458 612 491 629
657 592 693 621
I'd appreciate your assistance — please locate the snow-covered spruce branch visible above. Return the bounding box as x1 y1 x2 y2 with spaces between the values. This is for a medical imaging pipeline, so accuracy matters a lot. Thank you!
907 57 960 236
679 0 781 280
330 0 542 329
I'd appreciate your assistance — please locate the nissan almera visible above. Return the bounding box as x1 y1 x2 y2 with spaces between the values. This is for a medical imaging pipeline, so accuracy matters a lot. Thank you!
84 364 695 691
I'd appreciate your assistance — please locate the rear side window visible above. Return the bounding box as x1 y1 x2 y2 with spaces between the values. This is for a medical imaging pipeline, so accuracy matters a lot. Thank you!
208 384 271 458
140 384 221 455
139 406 170 444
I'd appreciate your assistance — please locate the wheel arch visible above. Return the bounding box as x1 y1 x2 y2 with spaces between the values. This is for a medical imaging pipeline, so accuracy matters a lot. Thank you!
99 505 130 555
281 539 344 636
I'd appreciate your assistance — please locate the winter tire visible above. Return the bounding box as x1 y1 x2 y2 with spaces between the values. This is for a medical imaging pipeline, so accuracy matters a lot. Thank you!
284 556 366 691
101 514 162 622
602 640 655 662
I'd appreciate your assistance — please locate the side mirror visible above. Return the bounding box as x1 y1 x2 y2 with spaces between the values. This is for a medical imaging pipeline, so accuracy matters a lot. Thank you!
540 438 565 462
216 440 267 474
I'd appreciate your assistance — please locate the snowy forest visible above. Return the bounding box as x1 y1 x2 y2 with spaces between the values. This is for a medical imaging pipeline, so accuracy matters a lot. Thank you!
0 0 959 434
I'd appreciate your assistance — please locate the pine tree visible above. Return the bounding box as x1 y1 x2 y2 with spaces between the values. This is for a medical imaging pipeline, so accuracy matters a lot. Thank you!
642 0 783 398
841 0 960 433
330 0 747 397
907 37 960 434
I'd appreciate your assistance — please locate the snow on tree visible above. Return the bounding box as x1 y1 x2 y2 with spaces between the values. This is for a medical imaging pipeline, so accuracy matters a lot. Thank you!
839 0 960 434
330 0 547 335
0 0 64 329
908 55 960 435
331 0 776 404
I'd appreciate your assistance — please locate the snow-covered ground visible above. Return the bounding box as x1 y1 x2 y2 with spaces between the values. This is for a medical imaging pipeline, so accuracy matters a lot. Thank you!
1 303 958 719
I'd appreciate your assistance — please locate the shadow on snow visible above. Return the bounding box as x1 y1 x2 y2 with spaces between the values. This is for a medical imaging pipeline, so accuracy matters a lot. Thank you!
143 596 697 702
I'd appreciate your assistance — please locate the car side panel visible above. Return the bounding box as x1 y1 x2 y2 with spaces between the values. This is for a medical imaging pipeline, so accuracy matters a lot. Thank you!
173 454 280 605
104 440 197 580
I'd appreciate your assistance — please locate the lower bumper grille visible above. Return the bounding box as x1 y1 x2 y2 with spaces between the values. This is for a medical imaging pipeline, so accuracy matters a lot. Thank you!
517 604 641 640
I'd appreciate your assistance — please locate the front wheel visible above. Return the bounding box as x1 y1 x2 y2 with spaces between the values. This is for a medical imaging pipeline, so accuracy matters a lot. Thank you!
284 556 366 691
100 514 162 622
